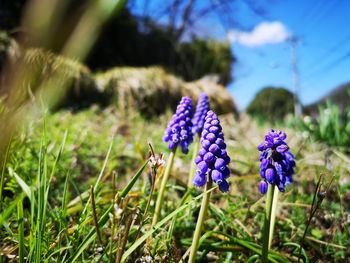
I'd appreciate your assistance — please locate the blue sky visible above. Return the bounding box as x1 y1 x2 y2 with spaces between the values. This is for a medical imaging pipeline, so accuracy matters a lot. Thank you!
131 0 350 109
228 0 350 109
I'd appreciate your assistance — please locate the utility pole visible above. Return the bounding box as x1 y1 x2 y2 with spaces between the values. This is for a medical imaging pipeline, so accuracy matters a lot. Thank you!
289 36 302 118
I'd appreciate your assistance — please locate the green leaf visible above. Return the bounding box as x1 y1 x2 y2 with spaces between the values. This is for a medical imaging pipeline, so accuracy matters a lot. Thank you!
120 160 149 198
8 168 32 201
0 192 26 226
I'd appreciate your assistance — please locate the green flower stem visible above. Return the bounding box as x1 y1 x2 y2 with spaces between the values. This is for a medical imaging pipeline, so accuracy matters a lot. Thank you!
269 186 279 247
152 149 176 226
188 138 200 188
262 184 277 263
188 178 212 263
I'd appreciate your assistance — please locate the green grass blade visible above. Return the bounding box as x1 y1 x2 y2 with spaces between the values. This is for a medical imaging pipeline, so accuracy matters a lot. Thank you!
152 149 176 226
0 192 25 226
67 160 149 262
17 199 25 263
283 242 309 263
94 138 113 193
197 230 289 263
120 160 149 198
167 189 192 240
46 130 68 200
0 137 12 211
61 172 70 216
78 139 114 220
246 254 259 263
45 246 72 261
121 185 217 262
34 121 47 263
8 168 32 201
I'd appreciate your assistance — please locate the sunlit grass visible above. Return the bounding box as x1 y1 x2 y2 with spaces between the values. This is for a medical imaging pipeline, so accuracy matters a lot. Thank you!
0 107 348 262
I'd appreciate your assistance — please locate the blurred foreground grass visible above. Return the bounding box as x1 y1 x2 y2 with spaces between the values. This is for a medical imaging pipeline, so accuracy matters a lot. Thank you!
0 106 349 262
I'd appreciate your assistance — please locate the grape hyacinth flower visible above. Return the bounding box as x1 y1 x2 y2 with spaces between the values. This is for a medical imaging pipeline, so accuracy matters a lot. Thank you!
188 93 210 187
259 129 296 262
258 129 296 194
192 110 231 192
192 93 210 135
163 96 193 154
153 97 193 226
189 110 230 263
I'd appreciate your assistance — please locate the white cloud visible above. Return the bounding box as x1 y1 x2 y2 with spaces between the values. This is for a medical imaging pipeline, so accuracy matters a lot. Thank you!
227 21 290 47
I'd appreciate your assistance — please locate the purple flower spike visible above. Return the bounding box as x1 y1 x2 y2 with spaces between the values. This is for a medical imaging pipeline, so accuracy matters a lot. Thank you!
194 156 202 164
265 168 275 183
193 110 231 192
193 174 206 187
163 97 194 153
218 180 229 192
258 129 296 194
259 181 268 194
276 144 289 153
192 93 210 135
211 170 223 183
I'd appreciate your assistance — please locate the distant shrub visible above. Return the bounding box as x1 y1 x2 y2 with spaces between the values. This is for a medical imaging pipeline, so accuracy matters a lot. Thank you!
247 87 295 122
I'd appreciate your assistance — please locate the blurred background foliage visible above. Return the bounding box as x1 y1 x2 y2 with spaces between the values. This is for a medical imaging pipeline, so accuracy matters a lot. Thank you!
247 87 295 122
295 85 350 147
1 1 234 85
0 0 237 116
297 100 350 147
86 7 234 85
304 82 350 116
1 0 350 144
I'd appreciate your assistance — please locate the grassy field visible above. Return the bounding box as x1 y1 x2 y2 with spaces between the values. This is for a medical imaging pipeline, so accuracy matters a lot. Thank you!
0 106 349 262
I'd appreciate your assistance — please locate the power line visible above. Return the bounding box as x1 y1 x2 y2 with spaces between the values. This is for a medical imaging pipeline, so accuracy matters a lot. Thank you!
300 0 340 34
304 33 350 64
308 0 340 28
304 51 350 80
291 1 325 29
297 0 349 78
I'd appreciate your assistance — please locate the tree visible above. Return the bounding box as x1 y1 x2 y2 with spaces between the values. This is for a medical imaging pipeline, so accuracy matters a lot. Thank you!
176 38 233 84
0 0 268 85
247 87 295 122
85 7 234 85
132 0 267 41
